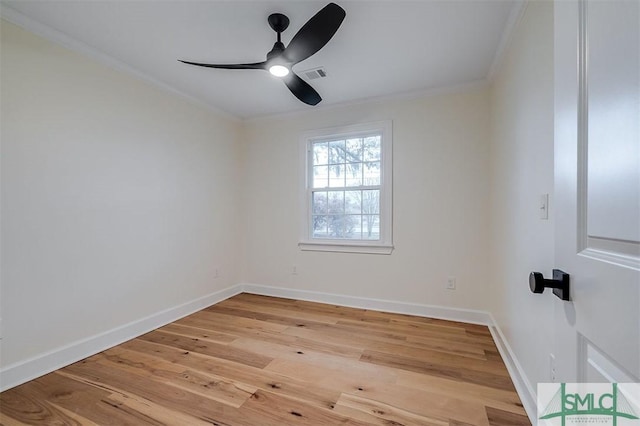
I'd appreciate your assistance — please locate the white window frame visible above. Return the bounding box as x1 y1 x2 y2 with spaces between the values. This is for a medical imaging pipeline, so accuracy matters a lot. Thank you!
298 120 393 254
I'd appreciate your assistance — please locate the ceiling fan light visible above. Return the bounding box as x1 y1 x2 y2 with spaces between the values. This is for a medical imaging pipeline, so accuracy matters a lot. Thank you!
269 65 290 77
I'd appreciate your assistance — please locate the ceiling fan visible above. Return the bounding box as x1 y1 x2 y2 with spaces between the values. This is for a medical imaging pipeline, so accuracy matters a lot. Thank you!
179 3 346 106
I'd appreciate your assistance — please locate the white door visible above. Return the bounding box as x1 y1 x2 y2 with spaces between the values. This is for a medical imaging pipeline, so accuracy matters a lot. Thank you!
554 0 639 383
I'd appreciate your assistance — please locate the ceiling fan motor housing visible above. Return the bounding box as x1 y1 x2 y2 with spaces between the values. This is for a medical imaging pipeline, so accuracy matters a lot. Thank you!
267 41 286 60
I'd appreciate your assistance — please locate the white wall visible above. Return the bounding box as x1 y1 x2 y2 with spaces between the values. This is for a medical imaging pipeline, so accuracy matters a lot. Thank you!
0 21 242 367
241 87 492 311
489 0 555 394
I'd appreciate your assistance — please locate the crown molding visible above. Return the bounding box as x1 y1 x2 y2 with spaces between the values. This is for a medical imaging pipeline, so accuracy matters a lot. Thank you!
244 79 490 124
487 0 528 82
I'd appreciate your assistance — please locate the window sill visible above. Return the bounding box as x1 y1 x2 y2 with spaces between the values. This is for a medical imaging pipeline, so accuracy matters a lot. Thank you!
298 241 394 254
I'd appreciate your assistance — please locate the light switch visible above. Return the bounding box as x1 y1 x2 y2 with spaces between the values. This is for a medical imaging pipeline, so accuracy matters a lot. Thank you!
540 194 549 220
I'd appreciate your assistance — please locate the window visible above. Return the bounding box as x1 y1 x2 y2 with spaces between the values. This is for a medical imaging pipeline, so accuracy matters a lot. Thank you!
299 121 393 254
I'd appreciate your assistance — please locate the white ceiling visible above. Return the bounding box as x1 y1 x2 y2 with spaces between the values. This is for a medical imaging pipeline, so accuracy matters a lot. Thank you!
1 1 519 119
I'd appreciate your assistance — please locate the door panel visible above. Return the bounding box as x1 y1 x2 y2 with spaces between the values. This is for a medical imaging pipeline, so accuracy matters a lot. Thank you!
586 1 640 245
554 0 639 383
580 335 637 383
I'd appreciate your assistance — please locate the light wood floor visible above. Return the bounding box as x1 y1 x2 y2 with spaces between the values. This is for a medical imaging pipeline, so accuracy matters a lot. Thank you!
0 293 530 425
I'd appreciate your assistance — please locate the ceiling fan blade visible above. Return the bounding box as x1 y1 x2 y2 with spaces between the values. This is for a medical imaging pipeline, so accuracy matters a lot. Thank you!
283 3 346 64
283 73 322 105
179 60 267 70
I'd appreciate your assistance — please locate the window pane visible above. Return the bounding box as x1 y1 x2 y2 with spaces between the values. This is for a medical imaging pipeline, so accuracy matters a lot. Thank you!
346 138 363 163
343 215 362 239
345 163 362 187
328 214 361 239
329 164 345 187
329 140 346 164
364 136 381 161
312 215 328 238
313 142 329 165
328 215 346 238
345 191 362 214
363 215 380 240
312 191 328 214
342 215 361 239
313 165 328 188
362 189 380 214
363 161 380 186
327 191 344 214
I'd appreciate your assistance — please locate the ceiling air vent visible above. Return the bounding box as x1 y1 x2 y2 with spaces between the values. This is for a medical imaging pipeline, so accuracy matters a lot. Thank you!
302 67 328 80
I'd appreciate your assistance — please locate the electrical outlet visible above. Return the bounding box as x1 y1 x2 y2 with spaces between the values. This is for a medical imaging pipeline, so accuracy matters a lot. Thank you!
550 353 557 382
446 277 456 290
214 267 220 279
292 265 298 275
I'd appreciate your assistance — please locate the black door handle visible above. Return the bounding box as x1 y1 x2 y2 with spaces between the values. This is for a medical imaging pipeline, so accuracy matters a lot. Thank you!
529 269 570 301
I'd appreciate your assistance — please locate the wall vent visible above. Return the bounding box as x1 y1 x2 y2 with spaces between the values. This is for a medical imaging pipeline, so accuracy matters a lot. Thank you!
302 67 327 80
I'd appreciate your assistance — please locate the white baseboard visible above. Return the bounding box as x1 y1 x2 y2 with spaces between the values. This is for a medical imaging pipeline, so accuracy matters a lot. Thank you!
488 314 537 425
241 283 492 325
0 284 243 392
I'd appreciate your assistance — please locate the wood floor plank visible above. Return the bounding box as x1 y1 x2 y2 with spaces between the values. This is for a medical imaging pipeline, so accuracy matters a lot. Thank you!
208 302 340 327
0 293 529 425
205 305 331 328
334 392 451 426
119 338 342 411
98 346 257 408
0 383 84 425
281 321 407 350
290 335 364 359
396 370 527 415
361 349 516 391
290 319 411 342
229 337 362 367
339 381 492 426
138 329 273 368
485 406 531 425
265 355 399 391
405 334 493 356
0 413 31 426
174 315 300 347
324 317 493 359
1 372 161 425
103 392 218 426
44 403 102 426
360 341 507 374
191 310 291 333
158 322 238 344
61 358 253 425
238 389 370 426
